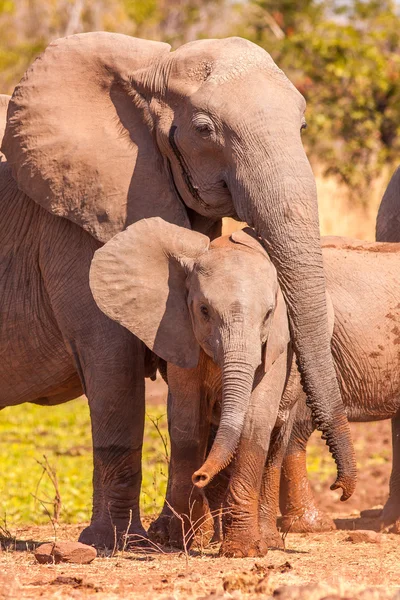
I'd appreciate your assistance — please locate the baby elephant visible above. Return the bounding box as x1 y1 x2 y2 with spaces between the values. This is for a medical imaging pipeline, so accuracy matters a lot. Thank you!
90 218 301 557
91 222 400 555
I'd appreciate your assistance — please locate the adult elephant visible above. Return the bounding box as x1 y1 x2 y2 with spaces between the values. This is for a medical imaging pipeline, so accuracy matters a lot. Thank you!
1 32 355 547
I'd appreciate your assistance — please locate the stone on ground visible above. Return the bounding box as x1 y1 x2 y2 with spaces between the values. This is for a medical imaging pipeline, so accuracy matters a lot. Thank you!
346 530 381 544
34 541 97 564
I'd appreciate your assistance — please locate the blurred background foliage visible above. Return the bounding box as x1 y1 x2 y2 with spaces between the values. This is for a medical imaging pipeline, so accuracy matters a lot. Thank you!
0 0 399 197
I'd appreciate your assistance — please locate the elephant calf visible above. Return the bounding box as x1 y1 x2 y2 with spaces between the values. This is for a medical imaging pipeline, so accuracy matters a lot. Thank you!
91 222 400 556
90 218 295 557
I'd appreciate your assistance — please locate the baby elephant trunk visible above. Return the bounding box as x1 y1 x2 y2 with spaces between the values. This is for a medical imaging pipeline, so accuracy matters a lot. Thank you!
192 350 257 488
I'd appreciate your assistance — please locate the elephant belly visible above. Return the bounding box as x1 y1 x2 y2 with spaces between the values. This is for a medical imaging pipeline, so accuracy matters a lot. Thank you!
0 332 81 408
326 245 400 423
0 214 81 407
334 345 400 422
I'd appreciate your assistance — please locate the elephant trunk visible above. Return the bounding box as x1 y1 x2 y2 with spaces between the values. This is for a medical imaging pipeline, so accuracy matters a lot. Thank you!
192 347 256 488
232 134 356 500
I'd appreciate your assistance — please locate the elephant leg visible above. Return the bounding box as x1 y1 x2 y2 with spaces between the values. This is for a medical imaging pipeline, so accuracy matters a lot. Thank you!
149 358 213 549
381 411 400 532
279 397 335 533
205 424 231 544
259 411 296 549
220 355 287 558
41 229 147 550
259 353 302 547
77 330 147 549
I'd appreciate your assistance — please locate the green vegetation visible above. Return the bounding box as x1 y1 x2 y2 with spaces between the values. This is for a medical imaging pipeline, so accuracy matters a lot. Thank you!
0 397 168 526
0 395 389 528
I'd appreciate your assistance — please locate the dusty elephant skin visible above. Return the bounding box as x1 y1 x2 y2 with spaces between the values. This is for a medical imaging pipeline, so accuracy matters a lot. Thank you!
90 220 293 557
261 237 400 540
91 221 400 555
1 31 355 548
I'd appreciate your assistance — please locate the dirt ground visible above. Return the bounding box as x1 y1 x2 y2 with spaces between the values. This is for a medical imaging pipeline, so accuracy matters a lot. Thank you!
1 381 399 599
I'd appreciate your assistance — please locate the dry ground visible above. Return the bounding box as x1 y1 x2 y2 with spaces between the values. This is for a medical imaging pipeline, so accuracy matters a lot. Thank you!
1 415 398 600
1 522 399 599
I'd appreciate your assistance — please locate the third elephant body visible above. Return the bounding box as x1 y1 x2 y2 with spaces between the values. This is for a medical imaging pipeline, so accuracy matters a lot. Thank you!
271 237 400 538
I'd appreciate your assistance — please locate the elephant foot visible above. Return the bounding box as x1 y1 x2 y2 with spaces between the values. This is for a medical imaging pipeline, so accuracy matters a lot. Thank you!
79 520 148 551
148 513 172 546
219 537 268 558
260 525 284 549
278 508 335 534
380 498 400 532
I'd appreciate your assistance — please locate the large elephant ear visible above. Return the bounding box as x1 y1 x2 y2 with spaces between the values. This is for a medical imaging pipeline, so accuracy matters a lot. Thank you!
1 33 189 242
0 95 10 162
89 217 210 368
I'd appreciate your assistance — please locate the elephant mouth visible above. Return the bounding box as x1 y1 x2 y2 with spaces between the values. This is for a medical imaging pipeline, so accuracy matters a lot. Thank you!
168 125 210 210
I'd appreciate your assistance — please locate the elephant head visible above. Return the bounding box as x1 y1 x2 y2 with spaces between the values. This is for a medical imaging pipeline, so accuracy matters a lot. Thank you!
2 32 355 498
89 218 290 486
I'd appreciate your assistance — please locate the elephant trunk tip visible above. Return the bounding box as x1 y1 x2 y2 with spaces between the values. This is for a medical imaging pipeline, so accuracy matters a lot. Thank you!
330 474 357 502
192 452 232 489
191 469 211 489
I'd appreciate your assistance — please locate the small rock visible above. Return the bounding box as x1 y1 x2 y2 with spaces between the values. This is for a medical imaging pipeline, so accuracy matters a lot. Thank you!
34 541 97 564
346 530 381 544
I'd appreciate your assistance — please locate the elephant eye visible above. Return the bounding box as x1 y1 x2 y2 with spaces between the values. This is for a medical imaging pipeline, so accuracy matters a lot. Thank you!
301 119 307 131
264 307 273 322
193 116 215 138
200 304 210 318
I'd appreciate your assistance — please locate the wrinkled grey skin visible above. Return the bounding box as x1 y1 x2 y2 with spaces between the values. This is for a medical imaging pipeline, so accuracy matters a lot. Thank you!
373 165 400 532
260 236 400 542
1 31 355 549
2 33 356 505
90 219 293 557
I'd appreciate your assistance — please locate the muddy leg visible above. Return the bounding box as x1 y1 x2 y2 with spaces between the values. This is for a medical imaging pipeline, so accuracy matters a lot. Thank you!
205 427 231 544
279 396 335 534
259 409 297 549
220 355 288 558
381 411 400 532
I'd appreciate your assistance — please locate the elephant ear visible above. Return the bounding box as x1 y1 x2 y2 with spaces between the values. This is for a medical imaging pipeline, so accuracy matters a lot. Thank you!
89 217 210 369
2 33 189 242
0 95 10 162
264 287 290 373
